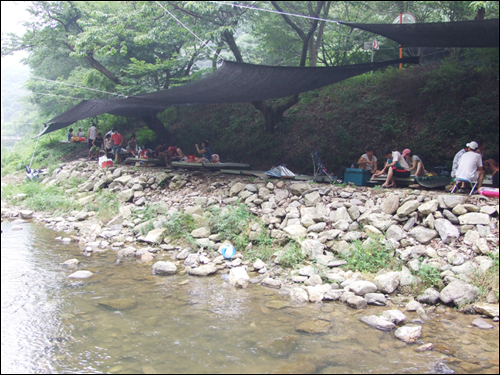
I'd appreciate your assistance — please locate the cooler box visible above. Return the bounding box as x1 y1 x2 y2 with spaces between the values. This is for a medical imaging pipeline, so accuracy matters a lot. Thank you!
343 168 372 186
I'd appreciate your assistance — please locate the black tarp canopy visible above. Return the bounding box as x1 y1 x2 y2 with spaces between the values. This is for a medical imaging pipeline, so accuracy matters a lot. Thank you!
339 19 499 48
38 57 418 136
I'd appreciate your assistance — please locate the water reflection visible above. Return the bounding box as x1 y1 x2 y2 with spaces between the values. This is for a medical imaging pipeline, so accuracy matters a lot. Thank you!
1 222 498 374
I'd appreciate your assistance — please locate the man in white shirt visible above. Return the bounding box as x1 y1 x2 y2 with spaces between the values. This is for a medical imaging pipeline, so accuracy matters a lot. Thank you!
87 123 97 150
455 141 484 192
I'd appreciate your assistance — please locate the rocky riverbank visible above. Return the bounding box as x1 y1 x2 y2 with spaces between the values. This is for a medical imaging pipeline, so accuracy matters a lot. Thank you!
1 159 499 350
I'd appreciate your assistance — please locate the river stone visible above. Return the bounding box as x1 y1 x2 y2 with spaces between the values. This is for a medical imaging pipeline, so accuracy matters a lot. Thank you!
261 278 281 289
451 261 477 276
229 267 250 289
434 218 460 244
442 195 466 208
262 335 298 358
283 225 307 240
440 280 479 306
397 200 420 217
365 293 386 306
399 266 417 287
19 210 34 219
229 182 245 197
386 225 406 242
472 318 493 330
187 264 217 277
115 174 132 185
191 227 211 238
304 191 321 207
253 259 266 270
307 285 330 303
304 275 322 287
418 200 439 215
301 239 325 259
274 362 316 374
417 288 441 305
307 222 327 233
458 213 490 225
348 280 378 296
382 310 407 324
452 204 468 216
463 230 480 245
295 320 330 334
334 207 352 223
480 205 497 216
290 183 311 196
346 295 367 309
117 189 134 203
144 228 167 244
67 270 93 279
151 261 177 276
374 272 400 294
381 194 400 215
395 325 422 343
432 362 455 374
473 303 499 318
409 226 438 244
98 298 137 310
447 251 465 266
184 253 200 268
290 287 309 303
443 209 459 224
361 315 395 331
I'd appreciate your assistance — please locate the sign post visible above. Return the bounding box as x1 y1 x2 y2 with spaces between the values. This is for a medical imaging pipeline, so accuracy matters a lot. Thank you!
364 41 379 73
392 12 416 69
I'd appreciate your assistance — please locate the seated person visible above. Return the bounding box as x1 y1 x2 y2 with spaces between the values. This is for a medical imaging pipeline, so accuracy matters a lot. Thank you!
455 142 484 192
154 141 168 159
483 155 499 188
357 146 379 175
128 133 138 157
89 133 104 160
104 134 113 158
67 128 74 142
155 141 173 167
168 146 186 162
452 142 472 178
76 128 85 138
195 140 212 163
374 148 411 188
402 148 427 177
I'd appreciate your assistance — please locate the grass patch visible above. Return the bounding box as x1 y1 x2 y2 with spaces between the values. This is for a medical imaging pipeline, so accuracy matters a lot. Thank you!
470 252 499 302
343 237 391 273
275 241 304 268
162 211 197 245
92 190 120 223
208 204 254 250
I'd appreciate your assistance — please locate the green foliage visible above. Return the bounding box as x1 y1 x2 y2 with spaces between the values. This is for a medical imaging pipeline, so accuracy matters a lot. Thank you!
469 252 499 301
209 204 254 250
2 181 81 214
92 190 120 223
276 241 305 269
162 211 196 241
416 263 444 290
344 238 390 273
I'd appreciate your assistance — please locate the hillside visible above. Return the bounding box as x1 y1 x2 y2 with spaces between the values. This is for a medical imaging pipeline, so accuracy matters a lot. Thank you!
162 54 499 175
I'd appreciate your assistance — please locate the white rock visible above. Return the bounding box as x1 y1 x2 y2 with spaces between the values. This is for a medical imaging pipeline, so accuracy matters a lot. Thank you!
382 309 407 324
361 315 395 331
348 280 378 296
434 218 460 244
290 287 309 303
191 227 211 238
374 272 400 294
395 325 422 343
458 213 490 225
67 270 93 279
440 280 479 306
418 200 438 215
229 267 250 289
151 261 177 276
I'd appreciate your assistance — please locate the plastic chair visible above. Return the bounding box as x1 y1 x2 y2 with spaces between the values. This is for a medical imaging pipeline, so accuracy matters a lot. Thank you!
311 151 335 184
451 178 478 195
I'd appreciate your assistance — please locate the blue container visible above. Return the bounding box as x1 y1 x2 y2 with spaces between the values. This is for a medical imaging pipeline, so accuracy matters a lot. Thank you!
343 168 372 186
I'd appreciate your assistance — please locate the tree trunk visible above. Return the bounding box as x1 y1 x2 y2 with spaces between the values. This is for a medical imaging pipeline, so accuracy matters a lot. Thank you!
137 115 170 141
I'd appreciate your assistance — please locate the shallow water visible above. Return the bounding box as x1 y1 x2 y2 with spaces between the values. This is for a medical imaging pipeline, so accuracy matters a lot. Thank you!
1 221 498 374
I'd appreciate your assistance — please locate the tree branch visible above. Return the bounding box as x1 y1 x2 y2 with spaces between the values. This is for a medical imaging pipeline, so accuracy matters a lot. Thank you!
271 1 307 41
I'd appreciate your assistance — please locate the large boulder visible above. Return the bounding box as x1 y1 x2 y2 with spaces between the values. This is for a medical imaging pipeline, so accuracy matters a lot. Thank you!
361 315 395 331
144 228 167 244
374 272 400 294
440 280 479 306
434 218 460 244
417 288 441 305
348 280 378 296
395 325 422 343
458 213 491 225
386 225 406 242
151 261 177 276
409 227 438 244
187 264 218 277
228 267 250 289
381 194 400 215
418 200 439 215
397 200 420 217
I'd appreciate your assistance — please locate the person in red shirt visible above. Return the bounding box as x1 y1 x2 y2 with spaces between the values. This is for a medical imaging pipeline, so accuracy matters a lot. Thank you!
110 129 123 163
168 146 186 161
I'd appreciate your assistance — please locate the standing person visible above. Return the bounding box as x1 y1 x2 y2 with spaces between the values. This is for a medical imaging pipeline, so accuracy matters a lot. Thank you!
110 128 123 163
87 123 97 150
89 132 104 160
373 148 411 188
67 128 74 142
455 141 484 193
195 140 212 163
76 128 85 138
357 146 379 175
402 148 427 177
104 134 113 158
452 142 472 178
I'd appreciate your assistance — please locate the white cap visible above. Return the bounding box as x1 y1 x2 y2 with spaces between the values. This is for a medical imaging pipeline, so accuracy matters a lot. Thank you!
466 141 479 150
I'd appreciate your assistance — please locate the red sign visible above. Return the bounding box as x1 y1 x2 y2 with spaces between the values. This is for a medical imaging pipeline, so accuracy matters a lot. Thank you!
373 40 379 50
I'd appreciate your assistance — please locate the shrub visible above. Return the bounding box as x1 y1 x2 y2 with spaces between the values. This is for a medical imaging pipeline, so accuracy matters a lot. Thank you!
344 238 390 273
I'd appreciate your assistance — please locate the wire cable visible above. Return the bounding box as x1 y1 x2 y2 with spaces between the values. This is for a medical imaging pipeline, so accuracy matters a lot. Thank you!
33 92 83 100
31 76 126 97
155 1 222 59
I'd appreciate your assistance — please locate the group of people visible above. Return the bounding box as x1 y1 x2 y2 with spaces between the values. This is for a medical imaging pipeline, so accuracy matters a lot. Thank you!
67 128 85 141
154 140 212 167
358 147 427 188
357 140 498 191
86 124 134 163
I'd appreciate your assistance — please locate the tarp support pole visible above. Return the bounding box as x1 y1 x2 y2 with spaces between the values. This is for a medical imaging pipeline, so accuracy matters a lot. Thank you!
399 13 403 69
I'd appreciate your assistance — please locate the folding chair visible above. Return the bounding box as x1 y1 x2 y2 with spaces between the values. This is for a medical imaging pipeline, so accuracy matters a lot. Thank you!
451 178 478 195
311 151 335 184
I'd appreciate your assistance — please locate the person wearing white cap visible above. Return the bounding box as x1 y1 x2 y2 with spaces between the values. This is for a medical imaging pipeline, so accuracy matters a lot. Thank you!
455 141 484 193
451 142 472 178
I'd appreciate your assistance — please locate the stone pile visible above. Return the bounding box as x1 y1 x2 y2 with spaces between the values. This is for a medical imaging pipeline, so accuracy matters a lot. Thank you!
2 159 499 324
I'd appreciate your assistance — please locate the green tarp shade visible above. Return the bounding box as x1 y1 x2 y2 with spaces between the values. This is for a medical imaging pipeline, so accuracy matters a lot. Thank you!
339 19 499 48
37 57 419 137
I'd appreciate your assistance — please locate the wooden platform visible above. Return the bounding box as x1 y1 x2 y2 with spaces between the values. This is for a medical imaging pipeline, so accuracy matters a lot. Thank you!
221 169 334 182
171 162 251 170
